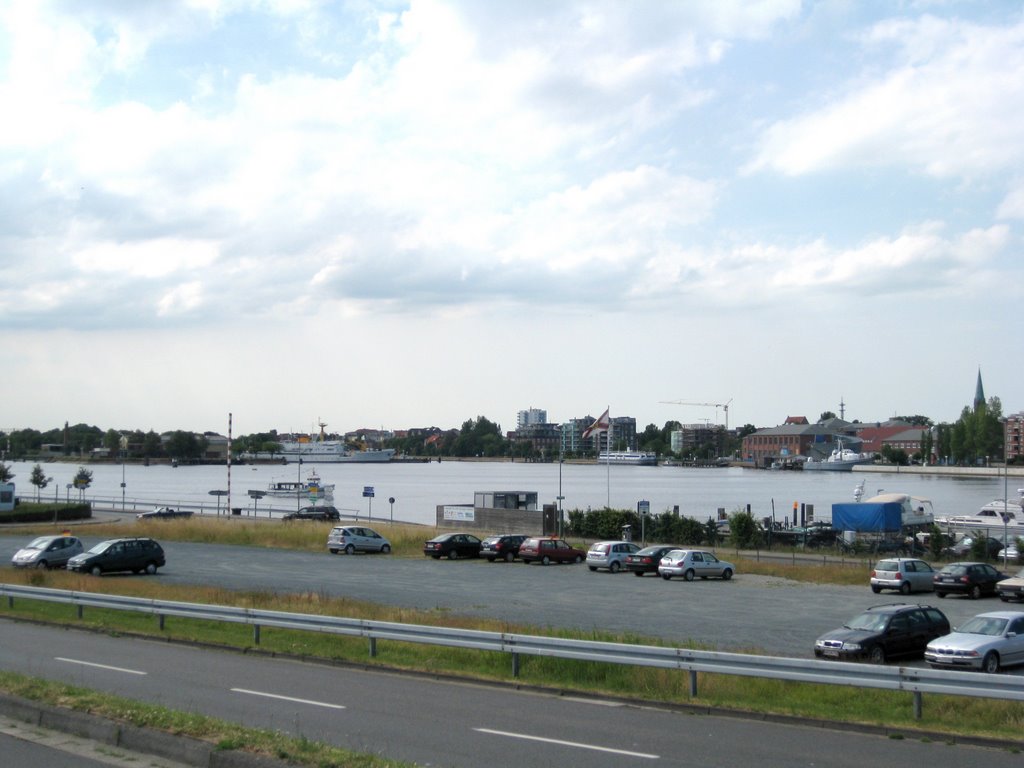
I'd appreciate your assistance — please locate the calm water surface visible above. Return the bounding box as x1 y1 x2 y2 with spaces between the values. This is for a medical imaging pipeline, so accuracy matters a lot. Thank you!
8 459 1017 526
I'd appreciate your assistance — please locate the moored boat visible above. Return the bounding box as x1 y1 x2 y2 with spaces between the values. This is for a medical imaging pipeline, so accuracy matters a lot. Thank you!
266 469 335 499
803 441 874 472
598 451 658 466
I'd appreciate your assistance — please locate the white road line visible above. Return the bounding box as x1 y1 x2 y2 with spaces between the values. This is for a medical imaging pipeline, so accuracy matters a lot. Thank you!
55 657 147 675
474 727 659 759
230 688 346 710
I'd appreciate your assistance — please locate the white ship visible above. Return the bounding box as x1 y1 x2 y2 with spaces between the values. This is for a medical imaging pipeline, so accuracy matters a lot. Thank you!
265 469 335 499
277 440 396 464
935 491 1024 534
802 440 874 471
597 451 658 466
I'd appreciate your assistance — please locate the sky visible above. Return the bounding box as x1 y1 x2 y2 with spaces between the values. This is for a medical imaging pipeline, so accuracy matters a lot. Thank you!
1 0 1022 438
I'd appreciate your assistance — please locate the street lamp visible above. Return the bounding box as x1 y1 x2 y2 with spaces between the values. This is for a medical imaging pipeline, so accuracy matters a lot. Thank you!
119 435 128 511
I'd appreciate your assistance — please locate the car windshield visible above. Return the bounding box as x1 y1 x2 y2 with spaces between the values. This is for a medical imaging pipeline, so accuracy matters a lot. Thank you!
845 612 889 632
25 537 51 550
957 616 1009 636
86 541 115 555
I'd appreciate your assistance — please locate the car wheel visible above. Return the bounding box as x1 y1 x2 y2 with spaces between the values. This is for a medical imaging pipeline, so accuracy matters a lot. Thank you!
684 569 695 582
329 548 338 554
35 560 47 570
573 554 583 564
899 582 912 595
1000 595 1010 602
982 651 1001 674
970 584 982 600
522 559 531 565
610 561 621 573
448 550 459 560
505 551 515 563
90 565 102 577
634 571 645 577
661 574 671 580
871 585 882 594
868 645 885 664
588 566 597 571
345 544 356 555
380 544 391 554
722 568 733 581
541 555 551 565
936 591 946 598
431 555 440 559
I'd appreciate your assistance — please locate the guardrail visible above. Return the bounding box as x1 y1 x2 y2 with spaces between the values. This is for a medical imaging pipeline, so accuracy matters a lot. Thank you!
2 583 1021 719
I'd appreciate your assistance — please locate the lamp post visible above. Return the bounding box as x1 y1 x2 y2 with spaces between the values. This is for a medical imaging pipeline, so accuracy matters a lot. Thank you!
120 435 128 512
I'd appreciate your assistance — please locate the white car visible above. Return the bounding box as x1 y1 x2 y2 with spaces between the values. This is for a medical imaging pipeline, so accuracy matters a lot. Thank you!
328 525 391 554
658 549 735 581
925 611 1024 673
870 557 936 594
586 540 640 572
11 534 83 569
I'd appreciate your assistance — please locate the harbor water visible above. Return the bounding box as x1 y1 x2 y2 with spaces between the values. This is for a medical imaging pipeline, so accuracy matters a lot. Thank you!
7 459 1019 527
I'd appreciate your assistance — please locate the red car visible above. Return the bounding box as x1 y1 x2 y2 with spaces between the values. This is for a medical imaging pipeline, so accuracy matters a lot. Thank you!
519 537 586 565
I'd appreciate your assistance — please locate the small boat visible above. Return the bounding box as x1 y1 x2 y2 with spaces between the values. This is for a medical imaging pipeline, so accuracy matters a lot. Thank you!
935 491 1024 534
803 440 874 471
265 470 335 499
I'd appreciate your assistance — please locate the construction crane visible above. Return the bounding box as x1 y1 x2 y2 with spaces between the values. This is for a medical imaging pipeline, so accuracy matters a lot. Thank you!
660 399 733 430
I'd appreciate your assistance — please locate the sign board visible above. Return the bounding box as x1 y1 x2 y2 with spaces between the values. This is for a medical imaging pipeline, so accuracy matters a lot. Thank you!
443 505 475 522
637 500 650 516
363 486 375 498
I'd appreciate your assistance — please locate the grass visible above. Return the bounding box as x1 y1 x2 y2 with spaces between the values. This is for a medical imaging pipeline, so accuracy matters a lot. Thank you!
2 566 1024 747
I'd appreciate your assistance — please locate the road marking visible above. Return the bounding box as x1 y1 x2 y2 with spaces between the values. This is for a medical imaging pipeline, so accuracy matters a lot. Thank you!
474 727 658 759
55 658 147 675
230 688 346 710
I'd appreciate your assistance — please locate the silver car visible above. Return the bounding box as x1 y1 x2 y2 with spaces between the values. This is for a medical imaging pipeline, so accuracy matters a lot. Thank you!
327 525 391 554
870 557 936 594
658 549 735 581
586 540 640 572
11 534 83 569
925 611 1024 673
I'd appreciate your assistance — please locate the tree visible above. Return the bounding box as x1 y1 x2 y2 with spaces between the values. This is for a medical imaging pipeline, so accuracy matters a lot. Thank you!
728 509 763 549
819 411 836 422
29 463 49 501
0 462 13 482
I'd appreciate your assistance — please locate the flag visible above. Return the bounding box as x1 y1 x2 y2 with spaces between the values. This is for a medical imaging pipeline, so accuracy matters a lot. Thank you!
582 407 610 440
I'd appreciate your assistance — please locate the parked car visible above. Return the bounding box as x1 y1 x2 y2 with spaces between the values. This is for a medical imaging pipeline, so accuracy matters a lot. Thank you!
586 540 640 572
942 535 1003 559
624 545 679 577
137 506 193 520
814 603 950 664
925 611 1024 673
519 537 586 565
479 534 529 562
282 505 341 522
933 561 1007 599
658 549 735 581
327 526 391 554
998 567 1024 601
11 534 83 569
67 537 165 576
870 557 936 595
423 532 482 560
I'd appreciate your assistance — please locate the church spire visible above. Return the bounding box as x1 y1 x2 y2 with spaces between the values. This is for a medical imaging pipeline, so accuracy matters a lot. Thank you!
974 367 986 410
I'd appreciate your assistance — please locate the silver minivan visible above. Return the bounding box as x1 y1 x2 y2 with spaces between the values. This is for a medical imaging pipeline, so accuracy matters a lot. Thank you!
327 526 391 554
11 534 83 569
870 557 936 594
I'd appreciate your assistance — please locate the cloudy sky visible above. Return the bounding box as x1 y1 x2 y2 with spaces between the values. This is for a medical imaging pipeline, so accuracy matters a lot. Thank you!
1 0 1021 438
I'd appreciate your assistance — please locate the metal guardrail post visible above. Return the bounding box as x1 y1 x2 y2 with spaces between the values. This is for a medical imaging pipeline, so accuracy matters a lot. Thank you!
253 625 260 645
689 670 698 697
914 691 922 719
512 652 520 678
77 605 83 620
369 637 377 657
158 614 165 631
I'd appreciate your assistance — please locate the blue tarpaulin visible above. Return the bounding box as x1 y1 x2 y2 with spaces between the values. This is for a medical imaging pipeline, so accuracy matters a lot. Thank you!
831 502 903 532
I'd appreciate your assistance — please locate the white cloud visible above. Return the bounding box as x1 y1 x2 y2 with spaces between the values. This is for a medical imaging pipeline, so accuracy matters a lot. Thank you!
748 15 1024 179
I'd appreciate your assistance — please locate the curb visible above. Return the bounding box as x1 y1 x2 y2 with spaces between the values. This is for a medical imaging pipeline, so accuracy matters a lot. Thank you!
0 692 290 768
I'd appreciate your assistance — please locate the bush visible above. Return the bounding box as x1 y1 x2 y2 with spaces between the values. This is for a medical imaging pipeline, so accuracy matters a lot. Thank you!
0 502 91 524
728 509 764 549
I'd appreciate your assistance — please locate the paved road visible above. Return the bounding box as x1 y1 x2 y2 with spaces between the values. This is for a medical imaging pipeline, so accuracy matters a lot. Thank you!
0 534 1004 659
1 621 1020 768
